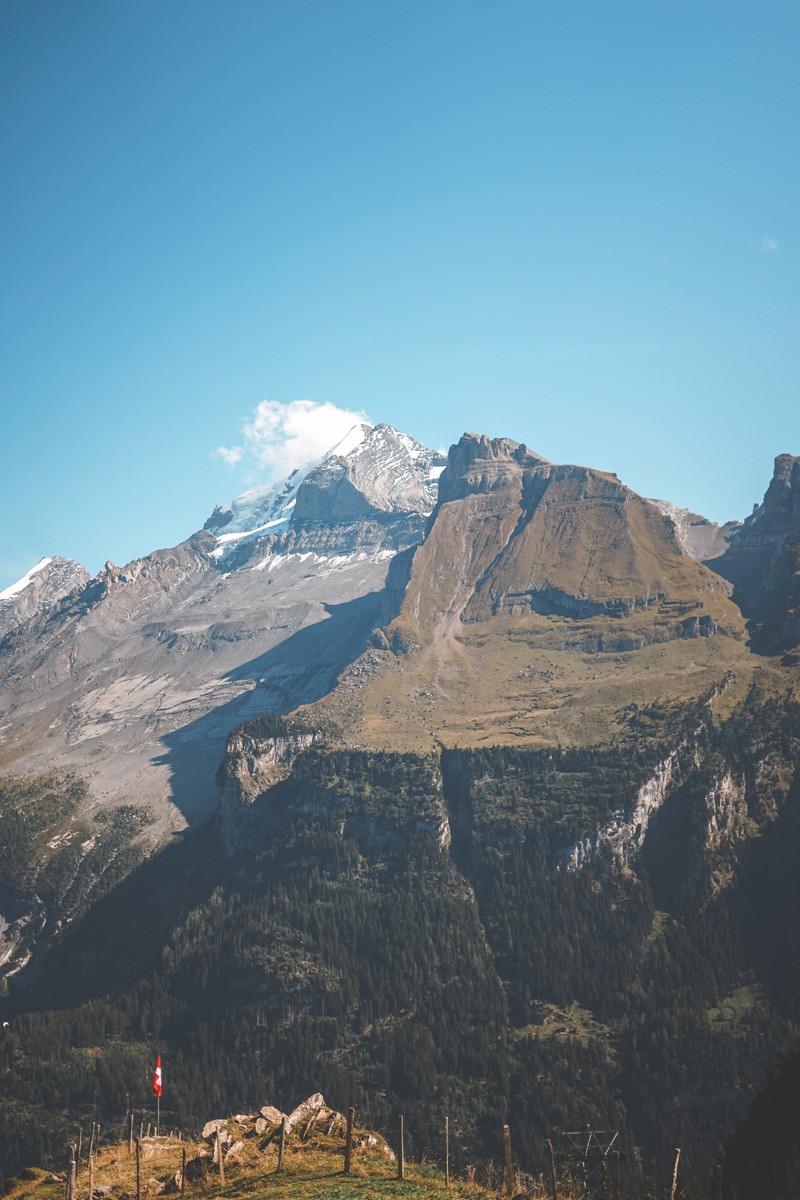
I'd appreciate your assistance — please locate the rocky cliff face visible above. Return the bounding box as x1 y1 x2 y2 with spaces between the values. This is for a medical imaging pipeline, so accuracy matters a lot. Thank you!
217 728 317 853
559 751 679 870
0 556 90 637
710 453 800 654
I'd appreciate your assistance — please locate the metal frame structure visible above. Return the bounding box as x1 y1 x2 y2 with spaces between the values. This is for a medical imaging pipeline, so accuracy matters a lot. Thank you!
559 1128 621 1198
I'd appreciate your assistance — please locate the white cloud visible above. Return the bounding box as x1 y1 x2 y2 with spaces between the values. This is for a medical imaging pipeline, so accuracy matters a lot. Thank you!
761 235 778 251
216 445 243 467
216 399 372 480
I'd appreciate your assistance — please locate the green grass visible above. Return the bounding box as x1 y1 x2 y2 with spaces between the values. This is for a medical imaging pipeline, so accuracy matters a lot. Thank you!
513 1001 615 1058
707 984 765 1036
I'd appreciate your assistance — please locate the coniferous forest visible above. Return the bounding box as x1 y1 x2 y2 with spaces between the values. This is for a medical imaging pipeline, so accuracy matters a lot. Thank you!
2 695 799 1196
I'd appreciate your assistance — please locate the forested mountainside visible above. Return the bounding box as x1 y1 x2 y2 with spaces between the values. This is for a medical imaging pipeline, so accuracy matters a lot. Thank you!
2 690 799 1190
1 432 799 1192
722 1045 800 1200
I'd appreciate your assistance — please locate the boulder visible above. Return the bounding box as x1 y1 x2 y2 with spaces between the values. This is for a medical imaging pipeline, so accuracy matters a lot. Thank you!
201 1119 226 1140
286 1093 335 1137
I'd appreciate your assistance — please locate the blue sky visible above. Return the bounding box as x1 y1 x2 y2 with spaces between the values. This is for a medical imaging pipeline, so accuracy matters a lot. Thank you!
1 0 798 590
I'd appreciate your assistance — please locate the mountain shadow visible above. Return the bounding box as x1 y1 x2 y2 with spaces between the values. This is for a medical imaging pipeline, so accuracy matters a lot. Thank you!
152 588 388 823
4 819 221 1014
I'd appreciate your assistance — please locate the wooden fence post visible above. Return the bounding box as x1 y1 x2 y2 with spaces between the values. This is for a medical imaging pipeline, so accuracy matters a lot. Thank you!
128 1113 134 1155
88 1153 94 1200
397 1114 405 1180
217 1131 225 1188
444 1116 450 1187
65 1148 74 1200
669 1148 681 1200
344 1107 355 1174
278 1117 286 1172
135 1137 141 1200
545 1139 559 1200
612 1150 621 1200
503 1125 513 1198
180 1146 186 1200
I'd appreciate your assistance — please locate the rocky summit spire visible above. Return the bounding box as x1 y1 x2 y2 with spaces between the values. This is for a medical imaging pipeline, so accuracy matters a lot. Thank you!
710 453 800 654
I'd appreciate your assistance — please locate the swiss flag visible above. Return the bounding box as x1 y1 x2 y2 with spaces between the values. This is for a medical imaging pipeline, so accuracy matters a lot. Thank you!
152 1054 162 1098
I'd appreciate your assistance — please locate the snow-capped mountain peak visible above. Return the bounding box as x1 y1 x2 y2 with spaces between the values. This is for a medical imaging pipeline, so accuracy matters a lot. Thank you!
205 422 446 561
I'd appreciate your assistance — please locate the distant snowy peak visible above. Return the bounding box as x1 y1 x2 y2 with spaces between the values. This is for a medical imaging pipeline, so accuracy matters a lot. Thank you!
206 422 446 559
293 423 445 524
0 555 90 636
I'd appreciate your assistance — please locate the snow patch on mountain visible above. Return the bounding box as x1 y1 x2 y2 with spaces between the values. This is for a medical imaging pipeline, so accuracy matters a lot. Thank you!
255 549 397 573
205 423 373 551
0 558 55 600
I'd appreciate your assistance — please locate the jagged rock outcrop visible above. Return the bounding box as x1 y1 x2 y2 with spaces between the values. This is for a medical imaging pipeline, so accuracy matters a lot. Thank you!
196 1095 393 1160
217 729 316 853
710 453 800 654
292 424 444 523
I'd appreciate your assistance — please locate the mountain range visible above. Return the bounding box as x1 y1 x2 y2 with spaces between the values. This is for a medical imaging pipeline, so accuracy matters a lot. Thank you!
1 422 799 1196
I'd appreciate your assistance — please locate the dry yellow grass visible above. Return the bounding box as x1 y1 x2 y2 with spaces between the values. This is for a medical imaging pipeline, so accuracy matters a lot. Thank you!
1 1134 565 1200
